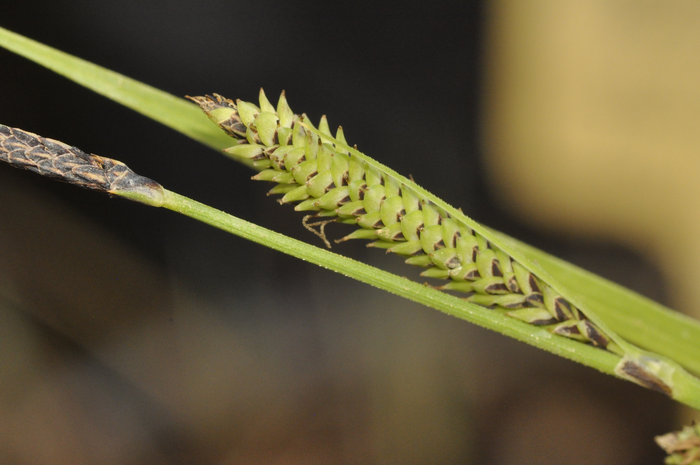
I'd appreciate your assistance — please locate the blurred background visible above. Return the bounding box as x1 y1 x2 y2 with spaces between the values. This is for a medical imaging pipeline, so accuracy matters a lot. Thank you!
0 1 696 463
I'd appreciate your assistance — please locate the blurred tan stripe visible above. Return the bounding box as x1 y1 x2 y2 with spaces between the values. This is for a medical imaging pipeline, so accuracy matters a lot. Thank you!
482 1 700 316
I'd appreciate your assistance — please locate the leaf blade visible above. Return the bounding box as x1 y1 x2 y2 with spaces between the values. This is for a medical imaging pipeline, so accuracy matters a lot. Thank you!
0 26 232 151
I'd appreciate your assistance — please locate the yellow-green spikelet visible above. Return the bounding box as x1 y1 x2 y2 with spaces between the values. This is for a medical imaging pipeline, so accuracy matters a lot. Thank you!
188 90 623 356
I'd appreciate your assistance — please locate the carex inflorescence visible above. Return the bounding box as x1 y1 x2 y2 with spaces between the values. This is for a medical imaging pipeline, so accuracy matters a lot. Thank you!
189 90 623 356
0 124 164 205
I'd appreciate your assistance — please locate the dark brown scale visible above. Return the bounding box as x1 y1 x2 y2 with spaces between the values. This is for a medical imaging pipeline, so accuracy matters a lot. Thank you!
554 324 581 337
506 276 521 293
618 361 672 395
465 268 481 280
306 170 318 182
491 259 503 277
452 231 461 248
553 297 573 321
231 122 247 137
445 256 461 269
357 186 366 200
501 300 528 309
484 282 509 294
415 223 424 237
525 293 544 307
528 274 542 293
531 316 558 326
580 320 609 348
434 239 446 250
396 208 406 221
390 230 405 241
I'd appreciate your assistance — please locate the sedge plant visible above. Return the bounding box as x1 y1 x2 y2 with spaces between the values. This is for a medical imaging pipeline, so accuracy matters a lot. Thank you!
0 26 699 460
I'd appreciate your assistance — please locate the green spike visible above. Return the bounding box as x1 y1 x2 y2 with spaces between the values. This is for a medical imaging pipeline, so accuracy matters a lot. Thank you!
356 211 384 229
476 248 499 278
251 169 279 182
367 240 395 249
399 210 424 242
380 196 405 227
338 228 378 242
330 153 350 189
376 222 404 241
405 255 433 267
306 170 335 198
335 200 366 218
236 99 260 127
267 184 298 195
251 159 271 170
283 147 306 170
362 185 387 214
190 91 634 359
471 276 510 295
291 159 320 185
271 171 295 184
258 88 276 114
295 198 321 212
436 281 474 293
334 126 349 154
280 185 310 203
277 91 295 128
223 144 265 160
255 112 279 147
388 240 423 256
347 158 365 183
506 308 557 325
400 186 421 214
420 267 451 279
315 187 350 210
430 248 461 270
318 115 331 136
420 225 444 253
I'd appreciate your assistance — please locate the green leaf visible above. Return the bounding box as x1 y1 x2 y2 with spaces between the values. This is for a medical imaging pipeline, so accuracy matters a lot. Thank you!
0 26 232 152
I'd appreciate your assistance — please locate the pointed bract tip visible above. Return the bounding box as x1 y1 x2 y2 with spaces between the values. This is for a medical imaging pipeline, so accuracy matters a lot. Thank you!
318 115 332 136
277 91 294 128
258 88 276 114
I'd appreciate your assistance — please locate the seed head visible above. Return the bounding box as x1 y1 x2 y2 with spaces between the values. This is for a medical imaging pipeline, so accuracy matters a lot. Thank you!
190 90 624 356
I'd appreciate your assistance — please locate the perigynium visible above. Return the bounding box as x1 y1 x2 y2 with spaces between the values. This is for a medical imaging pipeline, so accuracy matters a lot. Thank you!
189 90 624 356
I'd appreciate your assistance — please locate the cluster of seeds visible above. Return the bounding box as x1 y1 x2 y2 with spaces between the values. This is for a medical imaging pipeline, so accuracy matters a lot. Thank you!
189 90 622 355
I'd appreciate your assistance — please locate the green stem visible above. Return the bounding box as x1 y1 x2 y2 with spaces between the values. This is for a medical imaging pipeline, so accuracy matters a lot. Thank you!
158 188 700 410
160 191 619 366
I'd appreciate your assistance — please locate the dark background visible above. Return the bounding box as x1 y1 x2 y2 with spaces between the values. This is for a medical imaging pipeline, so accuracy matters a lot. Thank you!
0 2 673 464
